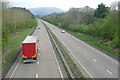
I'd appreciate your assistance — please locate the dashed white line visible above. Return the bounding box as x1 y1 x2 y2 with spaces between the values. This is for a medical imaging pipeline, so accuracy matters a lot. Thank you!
107 70 112 74
93 59 96 62
48 27 93 78
37 61 40 64
84 52 87 54
35 73 38 78
49 38 64 78
38 54 40 55
65 30 118 64
44 25 63 78
10 56 22 79
39 48 40 49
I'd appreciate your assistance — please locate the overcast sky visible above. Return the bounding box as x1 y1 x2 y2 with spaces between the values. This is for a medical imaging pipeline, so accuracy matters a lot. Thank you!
8 0 118 11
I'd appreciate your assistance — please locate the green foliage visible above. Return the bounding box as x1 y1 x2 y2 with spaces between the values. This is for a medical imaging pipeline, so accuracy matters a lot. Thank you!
3 27 36 68
94 3 108 18
60 22 69 29
41 6 95 26
66 9 119 49
42 8 119 49
2 5 36 48
26 19 37 28
112 30 119 48
68 25 89 33
40 3 119 53
2 2 37 69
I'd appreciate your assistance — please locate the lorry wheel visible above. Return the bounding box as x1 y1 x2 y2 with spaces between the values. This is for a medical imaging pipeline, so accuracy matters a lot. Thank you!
23 58 26 60
33 58 37 60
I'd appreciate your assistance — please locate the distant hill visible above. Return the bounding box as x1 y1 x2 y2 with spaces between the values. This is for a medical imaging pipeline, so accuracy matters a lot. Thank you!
28 7 65 15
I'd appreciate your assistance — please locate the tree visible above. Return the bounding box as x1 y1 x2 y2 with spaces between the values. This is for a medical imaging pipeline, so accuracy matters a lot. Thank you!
110 1 119 10
94 3 108 18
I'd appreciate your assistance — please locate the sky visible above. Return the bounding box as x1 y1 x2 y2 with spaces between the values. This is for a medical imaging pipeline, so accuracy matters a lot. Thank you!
6 0 118 11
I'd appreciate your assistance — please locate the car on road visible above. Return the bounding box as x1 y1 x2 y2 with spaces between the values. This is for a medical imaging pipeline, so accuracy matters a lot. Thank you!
38 27 40 29
61 30 65 33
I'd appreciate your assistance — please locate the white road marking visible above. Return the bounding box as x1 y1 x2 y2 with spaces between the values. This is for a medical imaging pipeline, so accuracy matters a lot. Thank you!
10 57 22 79
39 48 40 49
93 59 96 62
48 26 93 78
84 52 87 54
107 70 112 74
37 61 39 64
35 73 38 78
43 23 63 79
38 54 40 55
66 32 118 65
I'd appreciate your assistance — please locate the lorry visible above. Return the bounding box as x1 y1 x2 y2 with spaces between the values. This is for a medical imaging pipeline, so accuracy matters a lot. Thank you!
22 36 38 62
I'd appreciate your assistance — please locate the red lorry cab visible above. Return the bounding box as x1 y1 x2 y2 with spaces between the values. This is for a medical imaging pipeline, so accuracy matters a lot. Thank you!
22 36 38 62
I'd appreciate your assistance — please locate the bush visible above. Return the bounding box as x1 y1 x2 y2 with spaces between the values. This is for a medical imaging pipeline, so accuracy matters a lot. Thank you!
112 31 119 48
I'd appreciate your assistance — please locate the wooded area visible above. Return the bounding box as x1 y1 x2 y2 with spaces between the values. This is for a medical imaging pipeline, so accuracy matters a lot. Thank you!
2 2 36 48
2 2 37 68
41 2 119 51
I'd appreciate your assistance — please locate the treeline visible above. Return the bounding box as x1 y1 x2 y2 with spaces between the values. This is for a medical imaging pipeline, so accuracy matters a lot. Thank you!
42 6 95 26
2 3 36 47
41 2 119 49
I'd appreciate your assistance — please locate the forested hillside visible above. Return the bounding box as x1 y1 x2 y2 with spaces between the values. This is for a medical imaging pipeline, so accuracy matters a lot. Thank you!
2 2 37 68
41 2 119 57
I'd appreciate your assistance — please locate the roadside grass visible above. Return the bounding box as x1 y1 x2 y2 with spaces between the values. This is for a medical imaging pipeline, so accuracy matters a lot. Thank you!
66 30 118 58
2 26 36 69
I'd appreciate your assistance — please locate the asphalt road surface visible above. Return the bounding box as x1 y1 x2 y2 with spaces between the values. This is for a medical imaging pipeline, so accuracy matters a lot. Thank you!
5 19 62 78
41 20 119 78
